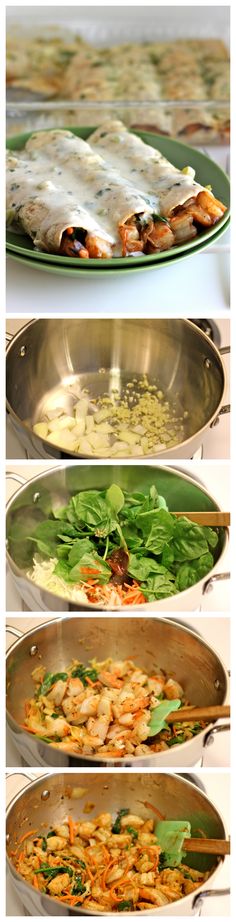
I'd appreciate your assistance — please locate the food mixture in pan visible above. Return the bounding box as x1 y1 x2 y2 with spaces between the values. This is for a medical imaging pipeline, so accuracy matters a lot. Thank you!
22 655 206 757
32 373 185 457
7 34 229 141
25 483 220 606
11 809 209 910
6 123 227 260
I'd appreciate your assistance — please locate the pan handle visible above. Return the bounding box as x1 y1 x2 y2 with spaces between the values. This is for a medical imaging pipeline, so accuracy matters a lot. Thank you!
192 887 230 915
210 404 230 426
202 571 230 597
6 471 27 486
6 772 50 816
201 723 230 767
209 344 230 425
219 345 230 356
6 625 23 639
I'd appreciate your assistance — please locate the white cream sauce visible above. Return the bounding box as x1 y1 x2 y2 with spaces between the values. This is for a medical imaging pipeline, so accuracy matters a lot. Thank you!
7 129 159 253
89 121 205 216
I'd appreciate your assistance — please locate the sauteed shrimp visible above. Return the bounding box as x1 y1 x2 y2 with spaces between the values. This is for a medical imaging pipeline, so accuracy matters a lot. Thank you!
11 809 209 911
22 656 206 758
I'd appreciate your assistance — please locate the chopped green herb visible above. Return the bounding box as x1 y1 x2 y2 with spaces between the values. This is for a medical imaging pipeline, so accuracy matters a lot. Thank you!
112 808 129 834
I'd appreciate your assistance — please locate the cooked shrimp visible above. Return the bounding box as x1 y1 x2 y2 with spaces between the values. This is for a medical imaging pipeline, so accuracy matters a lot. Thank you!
47 679 67 706
163 678 184 699
46 836 68 852
13 807 209 912
47 872 71 894
85 234 113 259
170 212 197 242
145 221 175 252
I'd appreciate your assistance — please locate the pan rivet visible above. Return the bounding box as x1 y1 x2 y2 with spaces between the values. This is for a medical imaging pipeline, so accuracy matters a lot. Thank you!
20 346 26 357
41 790 50 800
33 492 40 503
30 645 38 656
6 834 10 844
214 679 220 689
204 358 211 369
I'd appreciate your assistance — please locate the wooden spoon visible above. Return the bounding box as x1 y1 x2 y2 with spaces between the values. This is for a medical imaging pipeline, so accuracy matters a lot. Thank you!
166 704 230 723
183 837 230 856
172 512 230 526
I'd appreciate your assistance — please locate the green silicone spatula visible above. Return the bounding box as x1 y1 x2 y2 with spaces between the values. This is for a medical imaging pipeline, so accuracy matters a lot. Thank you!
154 820 230 866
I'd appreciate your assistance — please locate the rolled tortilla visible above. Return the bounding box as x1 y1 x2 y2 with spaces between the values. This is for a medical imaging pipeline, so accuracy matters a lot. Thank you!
6 130 159 257
6 150 115 255
89 120 227 218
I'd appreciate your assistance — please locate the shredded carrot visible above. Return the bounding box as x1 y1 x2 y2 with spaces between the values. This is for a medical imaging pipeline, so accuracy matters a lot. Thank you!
102 858 116 890
80 567 102 575
140 800 165 820
104 748 124 758
67 815 75 846
86 865 95 883
102 845 110 863
18 829 38 846
109 877 132 903
33 874 39 889
85 676 99 687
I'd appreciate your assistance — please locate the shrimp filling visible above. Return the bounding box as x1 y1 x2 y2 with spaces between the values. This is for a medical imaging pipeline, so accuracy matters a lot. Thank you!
11 809 210 911
21 657 207 758
60 188 226 260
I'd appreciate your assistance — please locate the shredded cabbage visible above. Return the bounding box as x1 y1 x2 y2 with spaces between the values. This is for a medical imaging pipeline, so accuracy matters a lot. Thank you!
28 556 87 604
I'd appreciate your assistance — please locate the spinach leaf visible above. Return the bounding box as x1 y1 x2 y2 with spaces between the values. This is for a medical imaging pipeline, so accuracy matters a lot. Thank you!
67 538 96 566
201 526 218 548
136 508 175 553
68 551 111 584
71 663 98 685
106 484 125 514
171 517 209 560
35 865 73 880
54 559 71 581
148 698 181 737
112 808 129 834
126 825 138 840
30 520 71 557
141 574 177 601
37 671 68 697
128 553 174 583
175 563 199 592
158 852 167 870
192 551 214 578
166 733 185 746
71 875 86 895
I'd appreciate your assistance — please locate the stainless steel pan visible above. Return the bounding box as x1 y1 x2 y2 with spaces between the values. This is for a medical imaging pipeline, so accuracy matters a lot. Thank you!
6 616 229 768
6 464 230 612
6 771 229 916
6 319 230 460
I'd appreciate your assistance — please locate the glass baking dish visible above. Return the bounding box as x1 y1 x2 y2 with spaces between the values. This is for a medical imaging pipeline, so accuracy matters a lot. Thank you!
6 7 230 146
6 99 230 146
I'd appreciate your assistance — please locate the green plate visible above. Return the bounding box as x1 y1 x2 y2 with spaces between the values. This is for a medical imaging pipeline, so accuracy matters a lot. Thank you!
7 215 229 277
6 126 230 274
